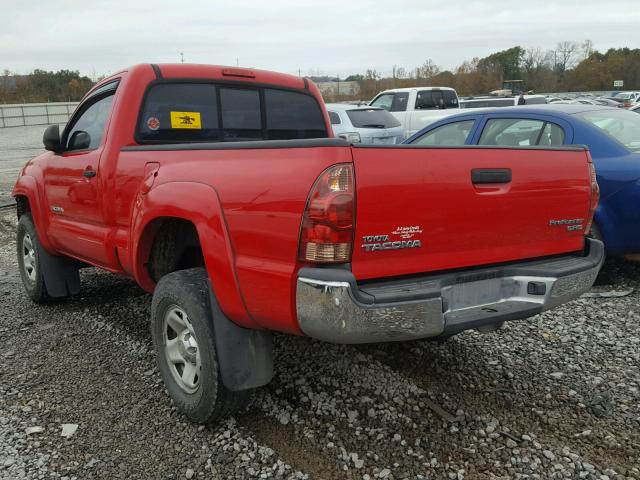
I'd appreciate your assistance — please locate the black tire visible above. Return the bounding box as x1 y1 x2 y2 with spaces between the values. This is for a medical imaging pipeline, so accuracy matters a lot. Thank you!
17 214 50 303
151 268 250 424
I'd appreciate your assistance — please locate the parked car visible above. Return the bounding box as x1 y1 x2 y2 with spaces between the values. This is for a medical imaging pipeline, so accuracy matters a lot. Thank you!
459 95 547 109
369 87 460 138
594 97 623 108
609 92 640 108
325 103 403 144
631 103 640 113
405 104 640 256
12 64 602 425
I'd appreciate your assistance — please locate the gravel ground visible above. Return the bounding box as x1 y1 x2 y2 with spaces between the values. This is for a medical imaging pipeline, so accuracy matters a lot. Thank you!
1 127 639 479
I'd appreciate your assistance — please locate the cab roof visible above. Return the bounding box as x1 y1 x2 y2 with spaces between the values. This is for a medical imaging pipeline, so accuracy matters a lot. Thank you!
377 86 457 93
151 63 307 91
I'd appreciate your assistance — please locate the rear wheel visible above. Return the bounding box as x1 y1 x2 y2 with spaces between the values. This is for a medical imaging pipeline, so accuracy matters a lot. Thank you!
151 268 250 424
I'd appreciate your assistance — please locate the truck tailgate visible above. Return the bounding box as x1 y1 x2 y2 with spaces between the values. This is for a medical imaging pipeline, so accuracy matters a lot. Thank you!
351 145 592 280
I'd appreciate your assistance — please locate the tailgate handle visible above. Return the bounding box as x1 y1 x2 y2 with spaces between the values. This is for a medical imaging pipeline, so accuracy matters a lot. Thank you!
471 168 512 184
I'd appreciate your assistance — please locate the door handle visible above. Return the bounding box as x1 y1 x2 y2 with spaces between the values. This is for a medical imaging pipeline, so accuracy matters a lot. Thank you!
83 168 97 178
471 168 512 184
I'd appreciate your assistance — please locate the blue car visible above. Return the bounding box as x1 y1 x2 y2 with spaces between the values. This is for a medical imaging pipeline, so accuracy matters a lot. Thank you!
404 105 640 256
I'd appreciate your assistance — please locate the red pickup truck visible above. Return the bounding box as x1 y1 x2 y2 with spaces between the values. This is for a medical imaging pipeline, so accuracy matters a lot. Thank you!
13 64 604 424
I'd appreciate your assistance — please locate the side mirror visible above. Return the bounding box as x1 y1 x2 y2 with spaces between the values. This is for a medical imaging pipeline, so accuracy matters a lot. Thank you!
68 131 91 150
43 125 62 152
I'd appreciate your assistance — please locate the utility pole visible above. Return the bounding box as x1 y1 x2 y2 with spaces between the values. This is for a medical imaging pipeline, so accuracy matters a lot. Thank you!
298 68 301 77
236 57 239 67
180 52 184 63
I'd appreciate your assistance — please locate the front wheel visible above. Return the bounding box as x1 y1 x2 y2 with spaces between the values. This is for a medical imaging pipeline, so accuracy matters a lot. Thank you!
17 214 49 302
151 268 250 424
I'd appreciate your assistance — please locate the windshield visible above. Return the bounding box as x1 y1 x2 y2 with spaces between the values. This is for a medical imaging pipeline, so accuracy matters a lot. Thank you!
346 108 401 128
578 110 640 152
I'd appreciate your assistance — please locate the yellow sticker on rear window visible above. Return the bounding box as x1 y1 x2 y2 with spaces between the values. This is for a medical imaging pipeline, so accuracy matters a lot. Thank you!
170 111 201 129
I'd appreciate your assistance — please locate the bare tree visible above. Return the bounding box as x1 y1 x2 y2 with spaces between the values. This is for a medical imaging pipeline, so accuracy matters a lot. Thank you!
522 47 548 74
554 41 579 74
415 59 440 81
582 40 594 60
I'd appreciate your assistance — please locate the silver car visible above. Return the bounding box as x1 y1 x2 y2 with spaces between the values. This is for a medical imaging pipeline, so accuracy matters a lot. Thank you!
325 104 404 145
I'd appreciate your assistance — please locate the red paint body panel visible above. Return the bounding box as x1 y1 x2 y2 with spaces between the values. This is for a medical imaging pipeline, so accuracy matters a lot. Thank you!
12 63 594 337
351 146 591 280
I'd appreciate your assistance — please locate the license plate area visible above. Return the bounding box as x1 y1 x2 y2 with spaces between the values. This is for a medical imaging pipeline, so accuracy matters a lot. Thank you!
442 277 521 312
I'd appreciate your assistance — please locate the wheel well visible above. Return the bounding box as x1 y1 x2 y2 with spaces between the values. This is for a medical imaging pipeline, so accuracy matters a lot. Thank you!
146 218 205 283
15 195 30 219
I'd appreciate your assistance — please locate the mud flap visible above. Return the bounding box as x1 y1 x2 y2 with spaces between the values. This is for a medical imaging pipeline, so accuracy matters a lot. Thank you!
207 282 273 391
39 248 80 298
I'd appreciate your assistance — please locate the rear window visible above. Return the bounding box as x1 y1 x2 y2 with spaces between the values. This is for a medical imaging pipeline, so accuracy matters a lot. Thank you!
346 109 401 129
328 111 341 125
579 110 640 151
264 89 327 140
220 87 261 141
137 83 327 143
416 90 458 110
138 83 220 143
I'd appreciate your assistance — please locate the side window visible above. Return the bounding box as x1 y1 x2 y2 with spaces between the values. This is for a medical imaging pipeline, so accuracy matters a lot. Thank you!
371 94 394 111
371 93 408 112
264 89 328 140
416 91 457 110
442 90 459 108
416 91 437 110
66 94 114 150
138 83 219 143
537 122 566 146
479 119 545 146
220 87 262 141
390 92 409 112
412 120 475 146
328 111 341 125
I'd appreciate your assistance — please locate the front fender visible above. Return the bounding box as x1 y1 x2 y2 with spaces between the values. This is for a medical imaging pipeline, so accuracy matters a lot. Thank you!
130 181 256 329
12 174 56 253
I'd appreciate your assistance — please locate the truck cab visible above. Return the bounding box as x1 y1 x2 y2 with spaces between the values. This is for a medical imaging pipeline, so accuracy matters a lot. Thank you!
369 87 460 138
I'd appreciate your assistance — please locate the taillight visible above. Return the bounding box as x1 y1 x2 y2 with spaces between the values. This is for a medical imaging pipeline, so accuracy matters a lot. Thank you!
299 164 354 263
585 158 599 234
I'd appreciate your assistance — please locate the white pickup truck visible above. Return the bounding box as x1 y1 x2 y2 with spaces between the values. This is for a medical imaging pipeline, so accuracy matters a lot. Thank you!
369 87 460 138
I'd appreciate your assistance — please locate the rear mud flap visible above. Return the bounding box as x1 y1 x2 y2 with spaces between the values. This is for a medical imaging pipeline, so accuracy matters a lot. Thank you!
207 282 274 391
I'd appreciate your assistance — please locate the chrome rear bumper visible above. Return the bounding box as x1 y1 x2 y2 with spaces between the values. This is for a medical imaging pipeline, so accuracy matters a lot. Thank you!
296 239 604 344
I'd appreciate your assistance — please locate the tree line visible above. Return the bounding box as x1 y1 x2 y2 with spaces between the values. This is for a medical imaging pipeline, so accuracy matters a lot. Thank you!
0 69 94 103
2 42 638 104
320 42 640 101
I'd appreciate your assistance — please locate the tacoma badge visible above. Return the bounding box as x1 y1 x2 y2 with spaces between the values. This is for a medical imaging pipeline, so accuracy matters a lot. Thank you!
361 226 423 252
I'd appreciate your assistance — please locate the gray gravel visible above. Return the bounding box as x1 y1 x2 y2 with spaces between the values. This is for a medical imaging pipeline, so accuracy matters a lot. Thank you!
1 126 640 479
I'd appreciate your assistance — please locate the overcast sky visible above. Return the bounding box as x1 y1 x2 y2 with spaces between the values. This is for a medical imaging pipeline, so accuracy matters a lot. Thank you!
1 0 636 79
